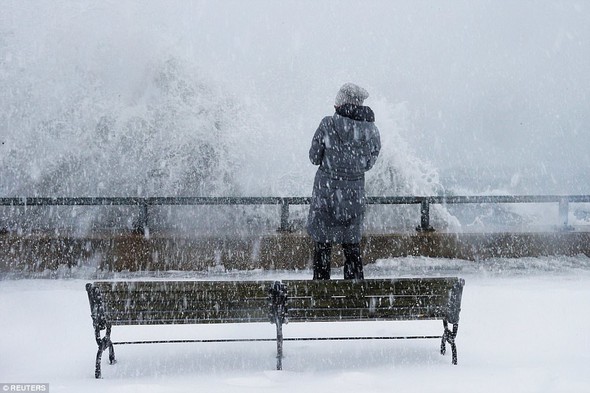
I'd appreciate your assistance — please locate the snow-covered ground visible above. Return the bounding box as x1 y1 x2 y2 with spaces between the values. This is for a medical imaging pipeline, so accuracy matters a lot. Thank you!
1 256 590 393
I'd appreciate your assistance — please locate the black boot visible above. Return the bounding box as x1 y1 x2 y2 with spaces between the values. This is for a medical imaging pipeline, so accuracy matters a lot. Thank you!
343 243 363 279
313 242 332 280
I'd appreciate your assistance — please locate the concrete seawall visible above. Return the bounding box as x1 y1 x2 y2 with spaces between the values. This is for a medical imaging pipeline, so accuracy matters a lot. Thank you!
2 229 590 273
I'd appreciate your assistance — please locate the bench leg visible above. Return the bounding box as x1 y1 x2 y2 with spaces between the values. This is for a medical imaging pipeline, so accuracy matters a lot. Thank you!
94 324 116 378
275 320 283 370
440 320 459 365
269 281 287 370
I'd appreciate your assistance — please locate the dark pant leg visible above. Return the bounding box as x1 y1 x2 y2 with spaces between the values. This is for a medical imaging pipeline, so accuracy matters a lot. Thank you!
313 242 332 280
343 243 363 279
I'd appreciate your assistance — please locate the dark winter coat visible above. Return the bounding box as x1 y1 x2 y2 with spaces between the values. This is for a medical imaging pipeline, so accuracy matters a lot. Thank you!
307 104 381 243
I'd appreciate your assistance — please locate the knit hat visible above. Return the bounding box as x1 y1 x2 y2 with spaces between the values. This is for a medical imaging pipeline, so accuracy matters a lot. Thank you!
335 83 369 107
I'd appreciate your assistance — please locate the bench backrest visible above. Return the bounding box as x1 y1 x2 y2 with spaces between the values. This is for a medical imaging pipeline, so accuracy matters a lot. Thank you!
280 278 464 324
86 277 465 328
87 280 273 326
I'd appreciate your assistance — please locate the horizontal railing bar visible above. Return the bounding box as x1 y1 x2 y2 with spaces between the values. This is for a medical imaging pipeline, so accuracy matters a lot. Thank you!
147 197 311 205
0 197 308 206
427 195 590 204
1 195 590 206
0 197 144 206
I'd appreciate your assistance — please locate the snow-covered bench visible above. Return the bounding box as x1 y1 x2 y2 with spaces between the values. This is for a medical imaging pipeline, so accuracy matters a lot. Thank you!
86 277 465 378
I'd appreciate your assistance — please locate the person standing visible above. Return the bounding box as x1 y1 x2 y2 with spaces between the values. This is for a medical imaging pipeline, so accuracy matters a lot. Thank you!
307 83 381 280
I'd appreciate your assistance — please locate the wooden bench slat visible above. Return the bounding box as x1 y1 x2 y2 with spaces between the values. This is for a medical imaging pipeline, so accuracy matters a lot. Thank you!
103 294 447 309
101 291 269 299
100 290 270 301
102 298 268 311
284 278 458 297
103 303 269 316
107 311 270 325
286 306 447 321
103 306 270 318
93 280 274 287
94 280 272 295
287 294 449 310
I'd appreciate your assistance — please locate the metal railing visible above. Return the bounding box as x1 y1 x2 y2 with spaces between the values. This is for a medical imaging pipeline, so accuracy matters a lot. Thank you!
2 195 590 233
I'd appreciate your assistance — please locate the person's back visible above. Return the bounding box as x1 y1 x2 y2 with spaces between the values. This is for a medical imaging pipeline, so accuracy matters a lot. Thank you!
314 104 380 181
307 83 381 280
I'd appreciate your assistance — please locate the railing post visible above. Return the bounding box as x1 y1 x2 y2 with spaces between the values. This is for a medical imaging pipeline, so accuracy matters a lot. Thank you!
558 198 573 231
134 200 149 236
278 199 290 232
416 199 434 232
